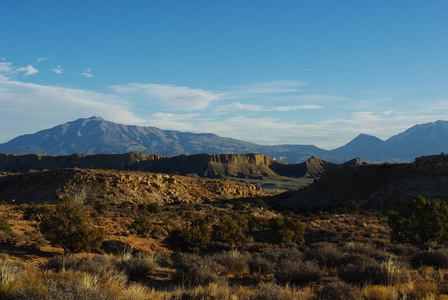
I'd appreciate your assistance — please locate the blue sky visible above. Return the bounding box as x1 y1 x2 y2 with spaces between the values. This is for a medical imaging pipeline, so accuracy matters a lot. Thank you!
1 0 447 149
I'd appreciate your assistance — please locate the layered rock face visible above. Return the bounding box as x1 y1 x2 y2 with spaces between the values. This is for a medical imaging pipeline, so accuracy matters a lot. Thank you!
278 154 448 213
0 168 265 205
0 152 348 180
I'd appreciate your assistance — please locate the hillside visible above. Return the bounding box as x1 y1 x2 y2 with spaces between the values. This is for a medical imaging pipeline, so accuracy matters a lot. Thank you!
278 154 448 212
0 168 266 205
0 152 348 191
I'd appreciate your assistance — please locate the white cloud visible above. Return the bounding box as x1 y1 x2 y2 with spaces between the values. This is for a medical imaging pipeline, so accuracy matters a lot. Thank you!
0 79 145 142
219 102 321 112
231 80 305 97
36 57 50 63
0 62 13 74
81 68 93 78
16 65 39 76
142 111 448 149
111 83 225 110
52 65 64 74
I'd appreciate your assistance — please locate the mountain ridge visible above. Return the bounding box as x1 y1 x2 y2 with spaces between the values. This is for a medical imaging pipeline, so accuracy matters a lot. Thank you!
1 116 447 163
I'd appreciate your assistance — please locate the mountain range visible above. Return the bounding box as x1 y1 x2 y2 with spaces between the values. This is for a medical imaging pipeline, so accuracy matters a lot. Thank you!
0 116 447 163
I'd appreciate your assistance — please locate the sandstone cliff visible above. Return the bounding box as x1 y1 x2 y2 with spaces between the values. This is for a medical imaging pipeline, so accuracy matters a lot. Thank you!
278 154 448 212
0 168 265 205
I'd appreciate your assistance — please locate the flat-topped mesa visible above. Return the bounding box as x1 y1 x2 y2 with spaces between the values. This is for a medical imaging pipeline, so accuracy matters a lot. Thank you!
0 153 166 172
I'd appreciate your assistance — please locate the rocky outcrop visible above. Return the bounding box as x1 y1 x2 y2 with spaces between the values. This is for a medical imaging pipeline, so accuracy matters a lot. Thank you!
0 153 353 182
0 168 266 205
277 154 448 213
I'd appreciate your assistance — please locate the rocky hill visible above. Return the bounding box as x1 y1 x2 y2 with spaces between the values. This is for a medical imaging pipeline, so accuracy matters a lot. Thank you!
0 168 266 205
277 154 448 213
0 152 344 179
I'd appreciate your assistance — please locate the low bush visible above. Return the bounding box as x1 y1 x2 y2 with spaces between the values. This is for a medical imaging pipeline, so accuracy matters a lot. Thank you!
316 281 361 300
339 259 409 286
269 216 305 244
172 253 227 287
0 216 11 234
275 260 323 285
213 250 250 277
305 242 343 267
212 214 249 244
249 253 274 275
411 248 448 269
115 253 158 280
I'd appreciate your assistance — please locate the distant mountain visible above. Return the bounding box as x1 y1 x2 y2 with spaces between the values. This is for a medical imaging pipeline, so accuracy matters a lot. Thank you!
0 117 447 163
0 116 328 163
384 120 448 161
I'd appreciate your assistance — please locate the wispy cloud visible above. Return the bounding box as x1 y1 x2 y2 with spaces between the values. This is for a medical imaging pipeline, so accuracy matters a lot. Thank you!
111 83 225 110
36 57 50 63
81 68 93 78
231 80 305 97
16 65 39 76
0 79 145 142
52 65 64 74
219 102 321 112
0 62 39 77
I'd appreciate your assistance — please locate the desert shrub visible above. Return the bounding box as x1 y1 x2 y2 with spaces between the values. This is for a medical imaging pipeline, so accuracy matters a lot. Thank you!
233 200 245 211
251 282 311 300
249 253 274 275
316 281 361 300
115 253 158 280
213 250 250 277
93 201 108 216
167 218 211 250
339 253 376 266
39 196 105 254
411 248 448 269
305 242 343 267
146 203 161 213
21 203 50 222
342 242 390 262
251 198 268 209
130 211 152 235
44 255 81 272
269 216 305 244
362 285 399 300
0 216 11 234
335 199 360 214
172 253 226 287
275 260 323 285
384 243 419 257
389 195 448 245
339 259 409 286
212 214 249 244
275 247 304 262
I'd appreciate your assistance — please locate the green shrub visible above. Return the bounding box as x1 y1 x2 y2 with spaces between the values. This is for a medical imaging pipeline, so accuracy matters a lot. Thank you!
339 259 409 286
388 195 448 245
39 196 105 254
233 200 245 211
212 214 249 244
316 281 361 300
269 216 305 244
167 218 211 249
411 249 448 269
275 260 323 285
251 198 268 209
93 201 108 216
130 211 152 235
173 253 227 287
0 216 11 234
